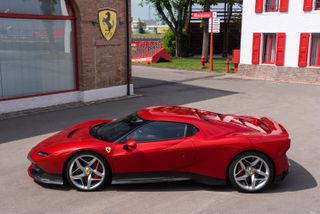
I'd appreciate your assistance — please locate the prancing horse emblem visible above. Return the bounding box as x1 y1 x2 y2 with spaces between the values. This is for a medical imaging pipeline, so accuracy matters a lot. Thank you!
99 8 117 41
105 147 111 154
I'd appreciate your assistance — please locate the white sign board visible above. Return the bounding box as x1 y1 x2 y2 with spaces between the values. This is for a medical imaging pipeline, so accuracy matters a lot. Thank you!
212 12 217 18
209 18 220 33
192 11 217 19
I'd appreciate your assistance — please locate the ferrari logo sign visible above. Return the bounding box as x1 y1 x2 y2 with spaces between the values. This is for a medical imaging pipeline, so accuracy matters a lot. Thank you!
105 147 112 154
84 168 91 175
99 8 117 41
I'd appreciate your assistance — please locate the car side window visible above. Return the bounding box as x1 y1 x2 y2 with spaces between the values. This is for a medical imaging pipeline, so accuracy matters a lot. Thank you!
186 124 199 137
125 121 190 143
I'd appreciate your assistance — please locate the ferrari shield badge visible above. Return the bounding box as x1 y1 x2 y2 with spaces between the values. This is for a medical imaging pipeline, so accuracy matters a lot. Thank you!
105 147 112 154
99 8 117 41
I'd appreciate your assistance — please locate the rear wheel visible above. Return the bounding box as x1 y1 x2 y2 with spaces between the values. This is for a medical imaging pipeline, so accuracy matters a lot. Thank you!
66 152 110 191
228 152 274 193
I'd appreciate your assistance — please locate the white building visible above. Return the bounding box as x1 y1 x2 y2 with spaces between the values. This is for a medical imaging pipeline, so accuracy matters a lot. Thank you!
239 0 320 83
145 25 169 34
132 19 168 34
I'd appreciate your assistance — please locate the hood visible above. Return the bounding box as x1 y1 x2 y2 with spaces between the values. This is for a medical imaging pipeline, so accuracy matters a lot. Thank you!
32 120 111 153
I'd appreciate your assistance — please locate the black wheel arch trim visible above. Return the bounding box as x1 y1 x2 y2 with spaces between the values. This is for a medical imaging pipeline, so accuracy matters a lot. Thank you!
62 150 113 185
225 150 276 183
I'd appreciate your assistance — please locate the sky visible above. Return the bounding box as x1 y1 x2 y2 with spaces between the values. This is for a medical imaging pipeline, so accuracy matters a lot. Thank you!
131 1 237 21
131 0 156 20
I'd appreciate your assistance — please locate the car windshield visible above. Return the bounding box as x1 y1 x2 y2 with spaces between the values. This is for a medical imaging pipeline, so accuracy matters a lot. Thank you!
90 114 146 142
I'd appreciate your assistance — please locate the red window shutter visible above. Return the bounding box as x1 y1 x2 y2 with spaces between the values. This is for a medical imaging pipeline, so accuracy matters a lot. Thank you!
276 33 286 66
304 0 313 11
252 33 261 65
280 0 289 12
255 0 263 13
298 33 310 67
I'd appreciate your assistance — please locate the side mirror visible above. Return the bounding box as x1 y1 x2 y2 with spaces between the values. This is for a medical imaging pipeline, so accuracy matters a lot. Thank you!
123 139 137 151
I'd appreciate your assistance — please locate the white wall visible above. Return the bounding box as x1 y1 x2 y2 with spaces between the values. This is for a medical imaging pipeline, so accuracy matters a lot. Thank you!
240 0 320 67
0 84 134 114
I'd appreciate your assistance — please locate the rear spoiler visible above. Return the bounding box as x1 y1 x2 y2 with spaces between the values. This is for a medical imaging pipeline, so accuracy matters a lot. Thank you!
197 111 287 136
226 116 287 135
214 114 286 135
259 117 288 136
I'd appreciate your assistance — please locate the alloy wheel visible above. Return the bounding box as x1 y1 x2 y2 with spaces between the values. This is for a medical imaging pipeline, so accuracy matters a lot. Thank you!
233 155 270 192
68 154 106 191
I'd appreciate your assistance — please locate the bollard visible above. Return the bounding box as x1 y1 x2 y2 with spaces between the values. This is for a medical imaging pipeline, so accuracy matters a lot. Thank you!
234 63 239 72
200 56 206 69
232 49 240 73
226 58 230 73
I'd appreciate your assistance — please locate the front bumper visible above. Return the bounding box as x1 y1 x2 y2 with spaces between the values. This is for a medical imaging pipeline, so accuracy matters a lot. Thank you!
28 163 64 185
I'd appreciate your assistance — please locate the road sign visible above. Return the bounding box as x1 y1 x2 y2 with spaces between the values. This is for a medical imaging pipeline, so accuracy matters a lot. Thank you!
209 18 220 33
191 12 218 72
192 12 217 19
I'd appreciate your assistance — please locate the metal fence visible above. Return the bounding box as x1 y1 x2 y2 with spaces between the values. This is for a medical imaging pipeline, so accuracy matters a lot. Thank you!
131 40 163 60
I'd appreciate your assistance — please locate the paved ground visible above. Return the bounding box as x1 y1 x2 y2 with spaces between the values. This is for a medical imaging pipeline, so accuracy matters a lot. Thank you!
0 66 319 214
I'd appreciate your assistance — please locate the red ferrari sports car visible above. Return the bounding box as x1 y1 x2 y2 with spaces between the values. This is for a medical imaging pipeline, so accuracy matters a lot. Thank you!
28 106 290 193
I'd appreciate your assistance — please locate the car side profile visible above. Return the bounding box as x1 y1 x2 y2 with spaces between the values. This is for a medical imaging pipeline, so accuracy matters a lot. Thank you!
28 106 290 193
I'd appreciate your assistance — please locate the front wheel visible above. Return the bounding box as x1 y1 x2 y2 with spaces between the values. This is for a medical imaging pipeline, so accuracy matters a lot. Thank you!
66 152 110 191
228 152 274 193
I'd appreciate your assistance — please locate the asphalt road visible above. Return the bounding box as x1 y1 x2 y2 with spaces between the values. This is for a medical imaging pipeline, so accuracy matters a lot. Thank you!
0 66 319 214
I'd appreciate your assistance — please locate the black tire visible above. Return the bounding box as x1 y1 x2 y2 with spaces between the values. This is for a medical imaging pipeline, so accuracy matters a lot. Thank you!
228 151 274 193
66 151 110 191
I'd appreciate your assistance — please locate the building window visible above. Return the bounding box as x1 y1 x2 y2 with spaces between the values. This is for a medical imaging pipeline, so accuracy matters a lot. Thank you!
0 0 76 100
315 0 320 10
310 34 320 66
304 0 320 11
265 0 280 12
262 33 277 64
256 0 288 13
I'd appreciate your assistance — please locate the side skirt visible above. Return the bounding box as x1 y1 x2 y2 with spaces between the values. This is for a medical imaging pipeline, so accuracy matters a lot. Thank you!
112 172 226 185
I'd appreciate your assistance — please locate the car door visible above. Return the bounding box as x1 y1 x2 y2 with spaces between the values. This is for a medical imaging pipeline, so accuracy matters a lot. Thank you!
111 121 197 174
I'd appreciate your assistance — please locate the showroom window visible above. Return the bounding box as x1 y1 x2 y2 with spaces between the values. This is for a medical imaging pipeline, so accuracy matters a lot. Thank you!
262 33 277 64
0 0 77 100
310 34 320 66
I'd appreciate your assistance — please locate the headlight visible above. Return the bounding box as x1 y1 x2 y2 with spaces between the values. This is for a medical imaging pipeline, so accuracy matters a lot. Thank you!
37 152 50 157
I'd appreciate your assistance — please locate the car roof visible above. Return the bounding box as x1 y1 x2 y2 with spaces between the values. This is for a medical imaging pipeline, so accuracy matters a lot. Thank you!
137 106 201 123
137 106 253 136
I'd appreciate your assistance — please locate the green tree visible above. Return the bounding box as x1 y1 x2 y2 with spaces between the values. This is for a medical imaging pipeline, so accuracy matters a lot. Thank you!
163 29 176 56
141 0 192 57
222 0 242 57
137 19 146 34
